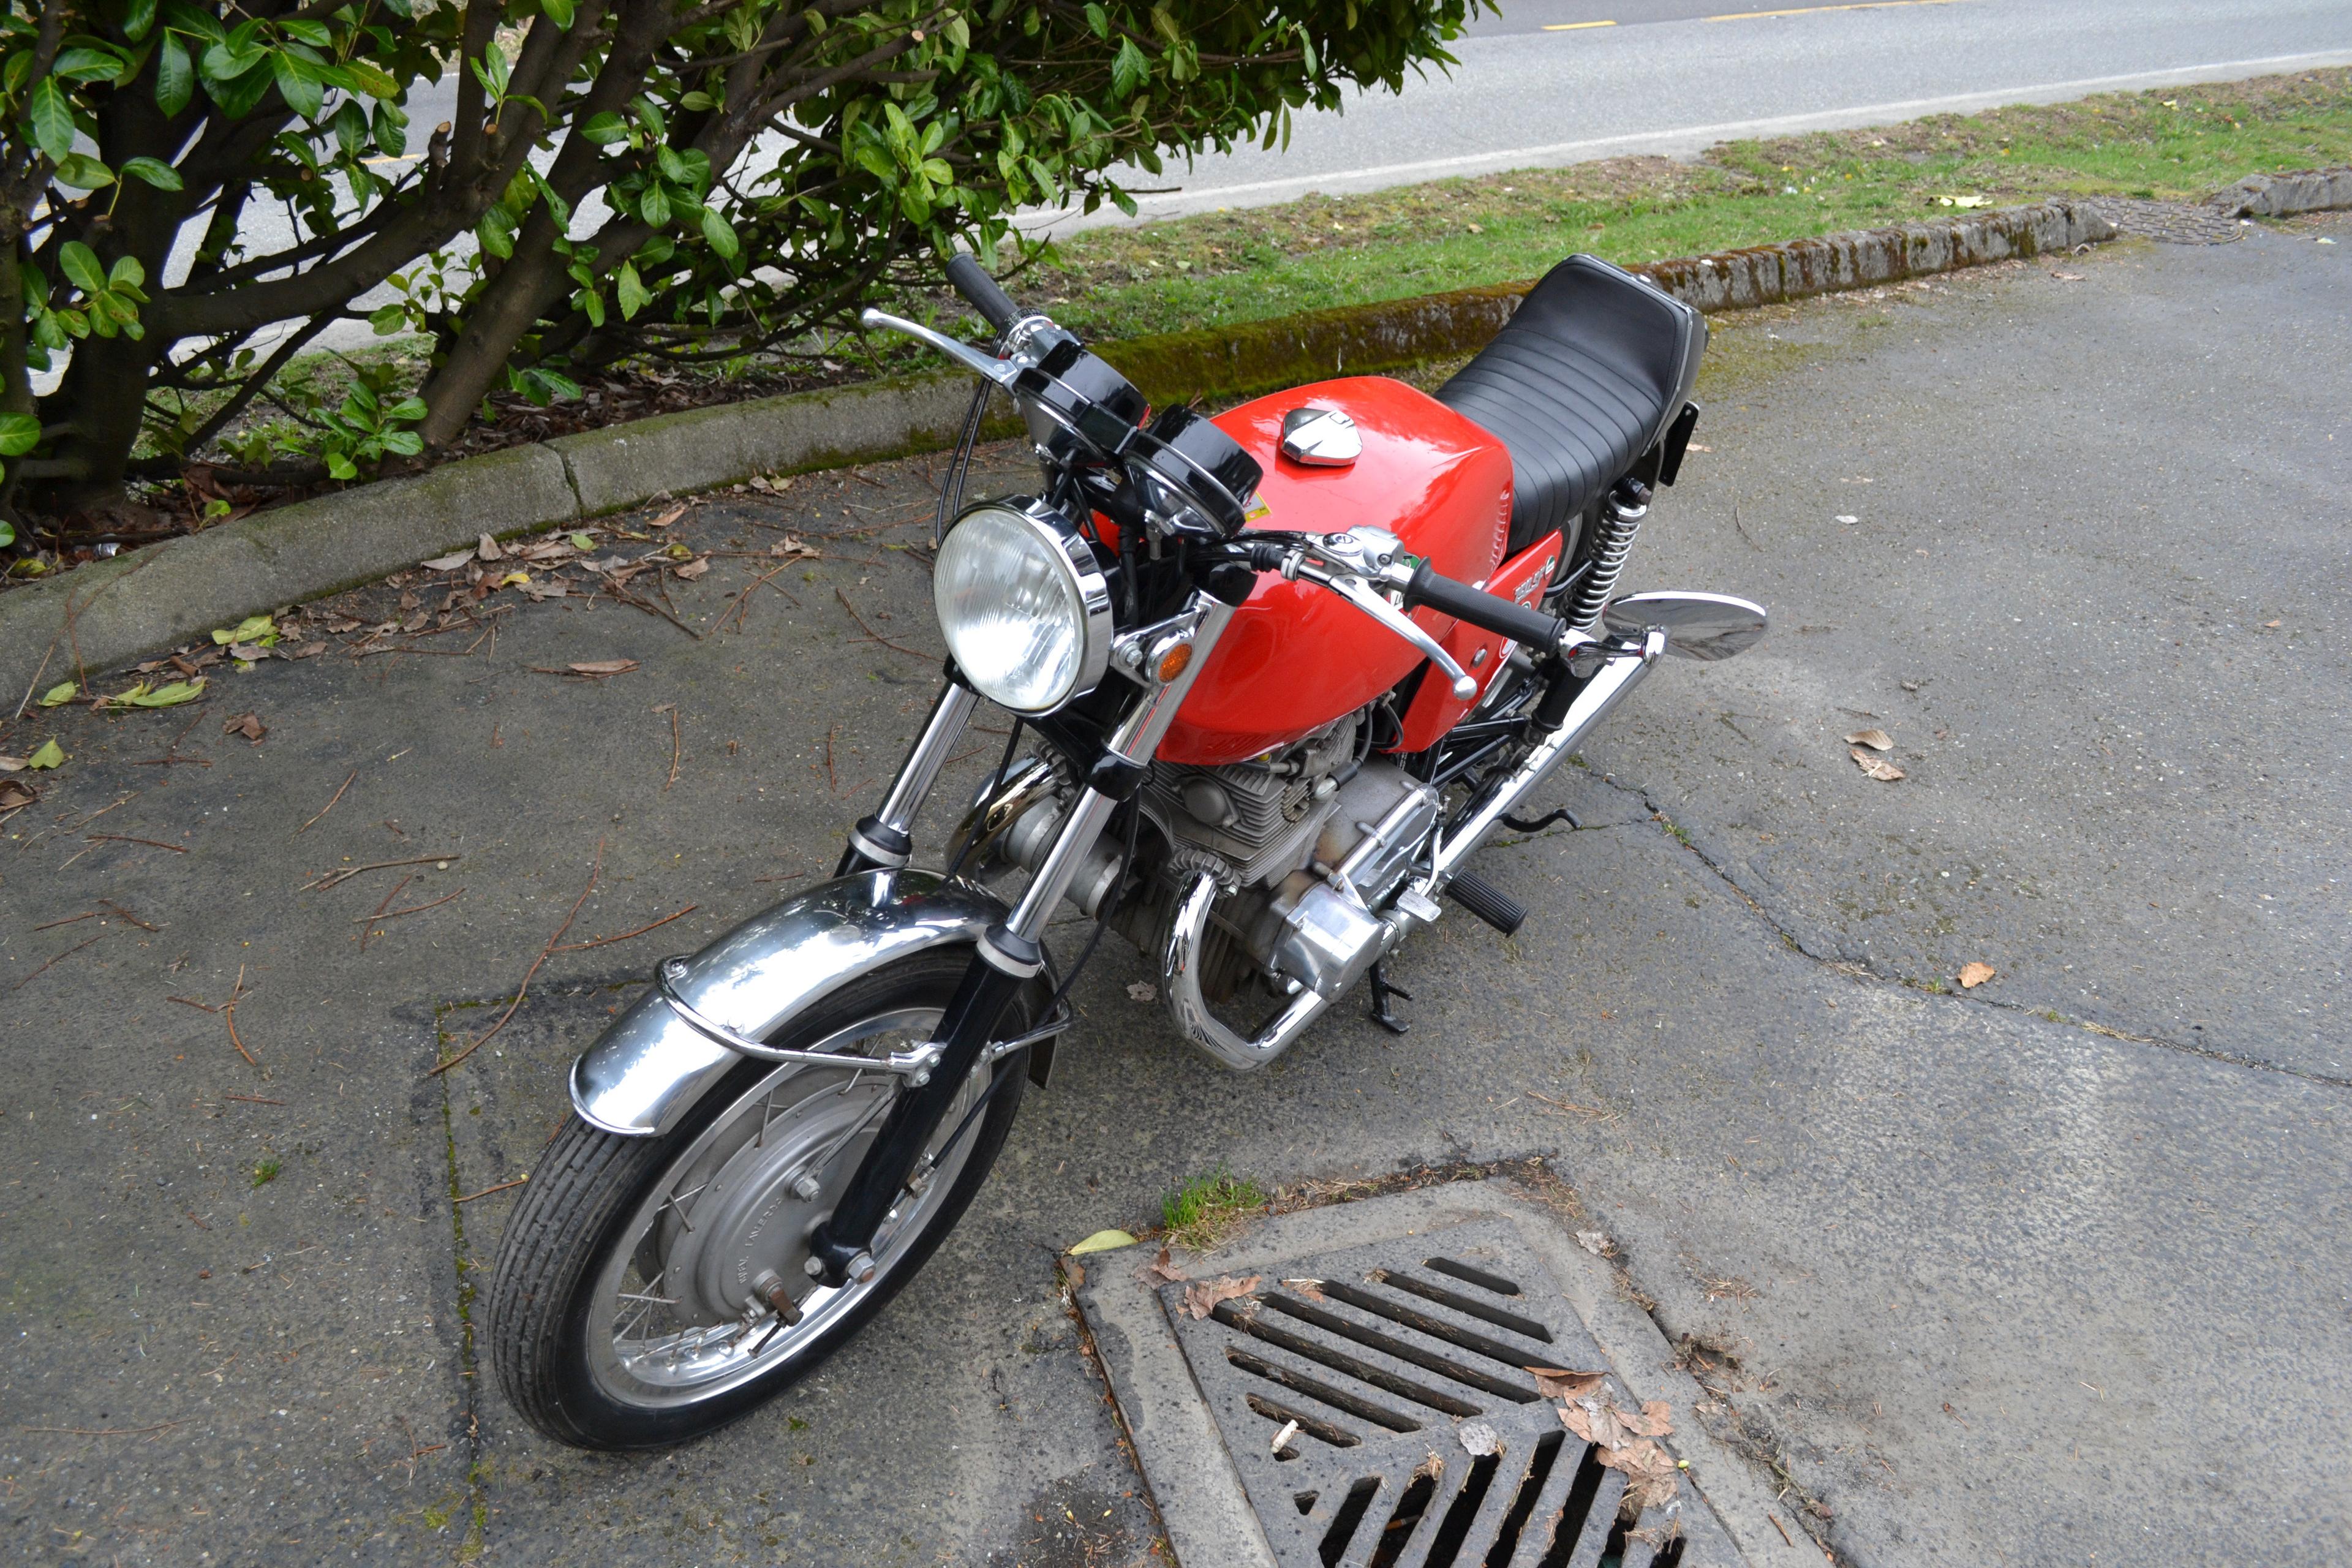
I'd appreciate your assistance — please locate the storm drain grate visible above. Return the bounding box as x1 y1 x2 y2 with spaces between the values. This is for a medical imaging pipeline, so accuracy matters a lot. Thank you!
1158 1218 1743 1568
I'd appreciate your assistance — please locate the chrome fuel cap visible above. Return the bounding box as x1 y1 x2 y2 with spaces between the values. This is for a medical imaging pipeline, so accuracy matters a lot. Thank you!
1280 406 1361 467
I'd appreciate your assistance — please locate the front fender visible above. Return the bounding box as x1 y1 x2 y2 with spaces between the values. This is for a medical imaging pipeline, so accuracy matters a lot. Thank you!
570 869 1012 1137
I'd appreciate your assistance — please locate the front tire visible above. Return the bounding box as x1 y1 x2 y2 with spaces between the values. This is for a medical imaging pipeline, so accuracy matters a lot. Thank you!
489 949 1030 1450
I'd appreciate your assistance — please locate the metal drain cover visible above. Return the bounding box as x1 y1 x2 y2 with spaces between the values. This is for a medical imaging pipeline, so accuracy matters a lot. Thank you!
1077 1181 1802 1568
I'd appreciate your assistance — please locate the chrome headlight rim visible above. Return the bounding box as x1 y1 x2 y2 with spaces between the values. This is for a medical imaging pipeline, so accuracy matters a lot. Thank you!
934 496 1112 716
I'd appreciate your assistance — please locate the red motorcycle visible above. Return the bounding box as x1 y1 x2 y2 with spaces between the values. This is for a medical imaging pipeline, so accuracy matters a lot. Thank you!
490 254 1766 1449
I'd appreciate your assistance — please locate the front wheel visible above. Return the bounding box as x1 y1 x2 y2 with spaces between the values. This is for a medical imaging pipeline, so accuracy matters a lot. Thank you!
489 949 1029 1450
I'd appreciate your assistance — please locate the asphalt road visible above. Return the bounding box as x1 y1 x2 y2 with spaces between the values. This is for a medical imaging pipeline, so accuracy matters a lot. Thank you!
3 215 2346 1565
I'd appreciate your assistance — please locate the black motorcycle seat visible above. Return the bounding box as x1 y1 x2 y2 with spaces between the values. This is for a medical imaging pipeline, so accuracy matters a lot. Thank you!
1436 254 1706 554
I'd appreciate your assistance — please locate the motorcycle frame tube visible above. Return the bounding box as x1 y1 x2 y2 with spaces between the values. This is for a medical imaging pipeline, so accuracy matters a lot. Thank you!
808 591 1235 1281
842 680 982 872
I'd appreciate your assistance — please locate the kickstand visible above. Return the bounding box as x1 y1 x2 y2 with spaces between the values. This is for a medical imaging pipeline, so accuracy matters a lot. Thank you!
1367 962 1412 1035
1499 806 1581 834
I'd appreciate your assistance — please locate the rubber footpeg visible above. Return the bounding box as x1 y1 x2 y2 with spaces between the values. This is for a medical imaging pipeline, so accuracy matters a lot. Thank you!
1446 871 1526 935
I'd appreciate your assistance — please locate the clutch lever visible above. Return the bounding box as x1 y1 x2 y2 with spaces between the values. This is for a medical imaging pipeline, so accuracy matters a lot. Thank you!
860 307 1021 390
1294 562 1479 700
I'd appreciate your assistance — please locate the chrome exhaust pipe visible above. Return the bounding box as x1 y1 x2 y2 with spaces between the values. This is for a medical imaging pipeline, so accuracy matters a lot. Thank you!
1161 870 1341 1071
1426 638 1659 891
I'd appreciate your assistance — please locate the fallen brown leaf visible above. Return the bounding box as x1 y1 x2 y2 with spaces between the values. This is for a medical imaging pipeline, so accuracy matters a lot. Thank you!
420 548 474 571
1852 747 1905 782
565 660 639 678
224 712 266 744
0 778 36 810
674 558 710 581
1844 728 1894 751
1627 1400 1675 1439
1144 1245 1186 1285
1530 1367 1607 1401
1958 962 1996 989
1281 1277 1329 1303
1596 1435 1681 1510
475 532 503 562
771 535 819 559
646 502 690 529
1182 1274 1262 1320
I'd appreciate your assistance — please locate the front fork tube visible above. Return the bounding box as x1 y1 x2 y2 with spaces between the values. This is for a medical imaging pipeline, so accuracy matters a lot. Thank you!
837 679 984 875
807 595 1234 1284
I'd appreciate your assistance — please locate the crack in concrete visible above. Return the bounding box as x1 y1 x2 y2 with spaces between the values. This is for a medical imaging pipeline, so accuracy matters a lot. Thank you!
426 998 492 1560
1566 764 2352 1093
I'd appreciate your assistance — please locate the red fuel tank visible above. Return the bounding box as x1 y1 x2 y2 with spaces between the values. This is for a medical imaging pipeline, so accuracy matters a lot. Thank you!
1156 377 1513 766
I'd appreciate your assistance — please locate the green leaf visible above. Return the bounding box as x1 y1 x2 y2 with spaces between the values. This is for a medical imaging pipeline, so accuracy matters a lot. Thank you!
156 35 194 115
119 156 183 191
342 59 397 100
570 532 595 551
1067 1228 1137 1254
123 0 159 40
213 613 275 646
59 243 106 296
108 255 146 289
0 413 38 457
615 260 649 320
698 205 739 260
53 46 129 82
208 58 274 118
279 18 333 46
638 181 669 228
384 396 428 421
53 153 115 192
379 429 423 456
26 739 65 771
27 77 76 162
477 207 515 260
1110 36 1150 100
0 518 13 549
326 452 358 480
123 679 206 708
38 681 78 707
527 368 581 402
581 111 628 146
369 303 409 334
274 51 325 118
1083 2 1110 38
541 0 575 28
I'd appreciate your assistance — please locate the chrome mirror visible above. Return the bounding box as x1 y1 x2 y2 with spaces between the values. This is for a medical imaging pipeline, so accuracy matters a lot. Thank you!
1602 590 1768 662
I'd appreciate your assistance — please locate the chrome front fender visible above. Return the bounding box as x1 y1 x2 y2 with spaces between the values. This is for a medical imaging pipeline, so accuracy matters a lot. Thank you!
570 870 1014 1137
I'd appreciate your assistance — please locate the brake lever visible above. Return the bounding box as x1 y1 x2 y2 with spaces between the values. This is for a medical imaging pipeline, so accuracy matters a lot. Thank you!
860 307 1021 390
1296 562 1479 700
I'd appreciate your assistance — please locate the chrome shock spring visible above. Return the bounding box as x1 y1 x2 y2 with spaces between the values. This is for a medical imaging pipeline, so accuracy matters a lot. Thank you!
1565 481 1651 630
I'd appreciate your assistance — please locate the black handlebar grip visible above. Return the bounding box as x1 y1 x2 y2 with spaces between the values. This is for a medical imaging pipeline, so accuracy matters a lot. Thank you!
1405 562 1567 651
944 254 1021 334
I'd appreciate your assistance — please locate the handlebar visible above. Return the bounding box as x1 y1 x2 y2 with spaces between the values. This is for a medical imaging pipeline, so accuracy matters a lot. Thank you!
944 254 1022 334
1402 563 1569 652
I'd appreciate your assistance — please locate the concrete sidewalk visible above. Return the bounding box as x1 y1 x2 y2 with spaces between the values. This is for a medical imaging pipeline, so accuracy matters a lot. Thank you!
2 213 2345 1566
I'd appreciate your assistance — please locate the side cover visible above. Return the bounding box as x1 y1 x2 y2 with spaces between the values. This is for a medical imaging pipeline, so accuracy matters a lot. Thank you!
570 870 1011 1137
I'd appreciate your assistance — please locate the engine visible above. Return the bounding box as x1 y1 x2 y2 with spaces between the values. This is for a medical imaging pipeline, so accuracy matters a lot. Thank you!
986 712 1439 1008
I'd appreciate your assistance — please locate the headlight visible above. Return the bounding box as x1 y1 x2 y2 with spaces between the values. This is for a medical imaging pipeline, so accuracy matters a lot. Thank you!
933 498 1112 714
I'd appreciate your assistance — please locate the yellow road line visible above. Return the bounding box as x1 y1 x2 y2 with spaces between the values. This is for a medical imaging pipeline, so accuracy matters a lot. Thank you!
1542 18 1619 28
1707 0 1966 20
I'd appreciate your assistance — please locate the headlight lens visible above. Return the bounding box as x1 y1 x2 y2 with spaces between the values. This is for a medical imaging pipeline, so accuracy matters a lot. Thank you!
933 500 1110 714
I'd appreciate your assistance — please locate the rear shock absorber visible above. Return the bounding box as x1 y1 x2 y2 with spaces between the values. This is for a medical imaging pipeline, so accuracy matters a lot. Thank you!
1564 479 1651 631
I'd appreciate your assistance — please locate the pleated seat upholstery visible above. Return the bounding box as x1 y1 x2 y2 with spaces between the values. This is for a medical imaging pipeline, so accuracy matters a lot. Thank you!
1436 255 1706 555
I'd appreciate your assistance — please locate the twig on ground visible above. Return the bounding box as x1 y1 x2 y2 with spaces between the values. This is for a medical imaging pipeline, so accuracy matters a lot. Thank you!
551 904 696 953
453 1175 529 1204
98 900 160 932
86 833 187 854
224 963 257 1066
167 994 219 1013
429 838 602 1077
350 888 464 929
1528 1091 1616 1121
33 911 97 931
224 1093 285 1106
609 582 703 640
11 638 57 722
820 723 839 793
833 587 929 656
722 562 800 634
655 703 682 791
358 875 412 952
131 709 213 768
21 1421 181 1438
298 771 356 835
303 853 459 891
1732 503 1763 552
10 932 108 993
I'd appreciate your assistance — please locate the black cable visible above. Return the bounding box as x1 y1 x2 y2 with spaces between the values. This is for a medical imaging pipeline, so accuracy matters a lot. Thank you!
933 379 990 547
943 717 1024 882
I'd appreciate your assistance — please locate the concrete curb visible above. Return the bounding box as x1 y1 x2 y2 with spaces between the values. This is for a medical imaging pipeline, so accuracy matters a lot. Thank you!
1 179 2339 705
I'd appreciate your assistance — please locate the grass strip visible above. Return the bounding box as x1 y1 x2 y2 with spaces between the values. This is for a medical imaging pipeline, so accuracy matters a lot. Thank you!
1031 69 2352 341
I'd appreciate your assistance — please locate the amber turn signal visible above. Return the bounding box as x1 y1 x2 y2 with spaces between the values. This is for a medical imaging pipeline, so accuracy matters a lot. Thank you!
1155 643 1194 682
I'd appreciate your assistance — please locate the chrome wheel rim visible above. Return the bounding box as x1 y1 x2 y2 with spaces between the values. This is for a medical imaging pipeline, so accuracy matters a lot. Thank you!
583 1006 987 1408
